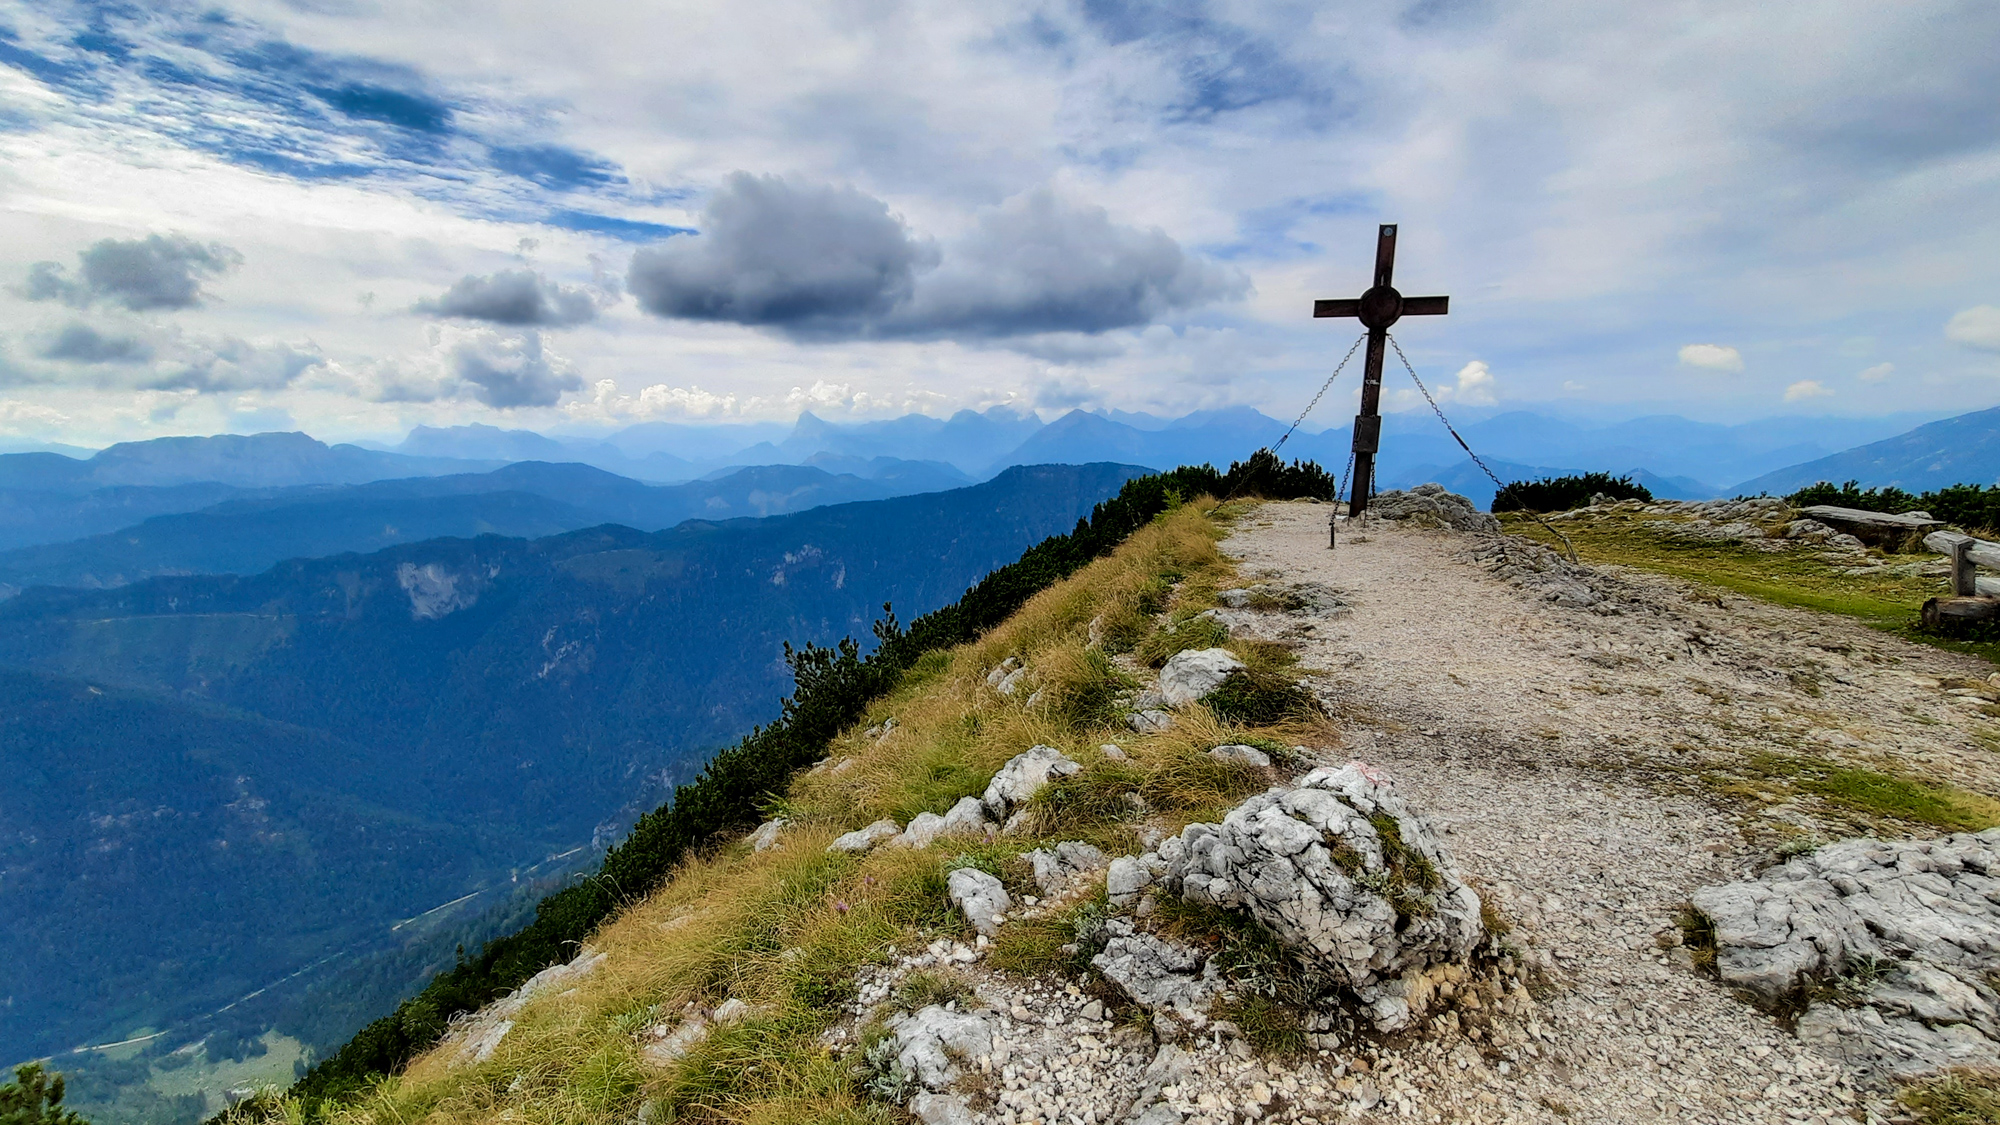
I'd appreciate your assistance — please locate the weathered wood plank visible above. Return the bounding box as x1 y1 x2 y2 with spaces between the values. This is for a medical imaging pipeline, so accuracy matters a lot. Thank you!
1924 530 2000 570
1922 596 2000 631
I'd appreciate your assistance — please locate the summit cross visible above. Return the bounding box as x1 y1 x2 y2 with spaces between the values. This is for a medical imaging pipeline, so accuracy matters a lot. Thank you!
1313 223 1449 516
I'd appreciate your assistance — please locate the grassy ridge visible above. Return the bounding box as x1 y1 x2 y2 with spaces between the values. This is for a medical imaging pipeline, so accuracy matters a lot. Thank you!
288 453 1333 1113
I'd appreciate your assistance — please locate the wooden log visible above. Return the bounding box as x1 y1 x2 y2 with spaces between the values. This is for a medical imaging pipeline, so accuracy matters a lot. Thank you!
1925 530 2000 571
1978 575 2000 598
1922 596 2000 631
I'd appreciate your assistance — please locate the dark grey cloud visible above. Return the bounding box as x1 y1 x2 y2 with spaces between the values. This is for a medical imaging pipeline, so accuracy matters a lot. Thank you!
890 189 1245 337
628 173 936 333
628 176 1241 344
21 235 243 312
41 323 153 364
449 331 582 408
413 269 600 326
146 339 326 393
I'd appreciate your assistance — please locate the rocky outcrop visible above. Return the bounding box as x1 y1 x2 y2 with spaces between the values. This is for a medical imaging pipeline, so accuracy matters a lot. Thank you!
1369 484 1500 534
1156 763 1484 1030
886 1003 998 1089
1691 829 2000 1080
947 868 1012 936
897 796 996 847
1024 840 1108 895
1207 743 1272 768
1092 918 1221 1011
829 819 901 854
748 818 787 851
982 745 1081 826
440 946 607 1065
1157 648 1245 707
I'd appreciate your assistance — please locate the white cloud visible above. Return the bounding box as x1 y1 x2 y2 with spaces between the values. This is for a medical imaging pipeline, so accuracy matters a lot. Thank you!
1451 361 1497 406
0 399 71 434
1946 306 2000 351
1857 362 1895 382
1678 344 1744 373
1784 379 1834 402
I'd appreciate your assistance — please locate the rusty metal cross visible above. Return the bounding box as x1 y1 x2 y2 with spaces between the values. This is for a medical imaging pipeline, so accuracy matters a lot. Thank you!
1313 223 1449 516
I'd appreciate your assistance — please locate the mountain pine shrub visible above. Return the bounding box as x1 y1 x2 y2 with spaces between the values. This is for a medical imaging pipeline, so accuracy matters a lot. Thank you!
1491 472 1653 512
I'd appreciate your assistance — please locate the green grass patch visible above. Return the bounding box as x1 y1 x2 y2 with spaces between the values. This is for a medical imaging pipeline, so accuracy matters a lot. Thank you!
1019 760 1147 837
1780 756 2000 833
1137 615 1230 667
986 895 1111 977
1899 1069 2000 1125
1501 509 2000 665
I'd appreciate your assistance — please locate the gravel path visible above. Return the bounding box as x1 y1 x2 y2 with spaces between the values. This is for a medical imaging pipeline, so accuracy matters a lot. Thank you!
1218 501 2000 1124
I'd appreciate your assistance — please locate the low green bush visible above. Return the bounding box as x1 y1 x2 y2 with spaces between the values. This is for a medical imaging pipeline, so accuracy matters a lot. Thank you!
1492 472 1652 512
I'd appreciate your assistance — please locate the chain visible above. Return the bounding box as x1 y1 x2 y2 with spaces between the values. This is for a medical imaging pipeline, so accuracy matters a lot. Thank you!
1272 333 1367 454
1387 333 1578 563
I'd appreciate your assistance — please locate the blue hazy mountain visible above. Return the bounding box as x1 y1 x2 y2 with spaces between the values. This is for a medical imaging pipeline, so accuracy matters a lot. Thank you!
0 431 497 490
1731 405 2000 495
391 423 697 483
0 462 1145 1060
0 461 973 592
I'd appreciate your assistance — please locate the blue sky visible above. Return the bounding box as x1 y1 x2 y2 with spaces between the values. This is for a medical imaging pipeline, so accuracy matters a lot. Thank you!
0 0 1997 444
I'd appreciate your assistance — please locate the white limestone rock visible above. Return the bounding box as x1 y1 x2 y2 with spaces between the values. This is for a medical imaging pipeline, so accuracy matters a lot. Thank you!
886 1004 997 1089
1691 829 2000 1081
981 745 1081 821
1128 709 1174 733
1105 855 1158 907
1208 743 1272 768
441 947 607 1066
828 818 901 854
1157 648 1245 707
1157 762 1483 1030
748 818 787 851
946 867 1012 936
1369 484 1500 534
1091 918 1221 1011
1023 840 1109 894
909 1093 976 1125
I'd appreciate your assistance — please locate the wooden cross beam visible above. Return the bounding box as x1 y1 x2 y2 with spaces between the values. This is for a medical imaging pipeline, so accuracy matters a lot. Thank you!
1313 223 1449 516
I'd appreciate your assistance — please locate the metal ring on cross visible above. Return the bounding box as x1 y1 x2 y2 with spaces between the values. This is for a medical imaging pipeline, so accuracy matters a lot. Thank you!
1358 284 1403 329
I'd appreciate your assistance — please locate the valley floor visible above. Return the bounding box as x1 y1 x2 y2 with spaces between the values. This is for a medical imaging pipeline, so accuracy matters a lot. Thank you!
1229 501 2000 1123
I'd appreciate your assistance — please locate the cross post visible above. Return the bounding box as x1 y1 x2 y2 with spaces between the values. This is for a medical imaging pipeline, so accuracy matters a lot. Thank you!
1313 224 1449 516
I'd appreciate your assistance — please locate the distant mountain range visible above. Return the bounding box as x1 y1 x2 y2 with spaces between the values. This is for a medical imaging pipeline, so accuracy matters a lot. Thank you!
1733 405 2000 495
0 462 1145 1060
0 460 971 592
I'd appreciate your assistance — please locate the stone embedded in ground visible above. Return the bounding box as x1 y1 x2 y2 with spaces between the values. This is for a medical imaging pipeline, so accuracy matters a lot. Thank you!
908 1092 976 1125
1106 854 1159 907
1158 648 1246 707
1463 538 1604 609
748 818 787 851
1369 484 1500 534
828 818 901 854
1690 829 2000 1081
982 744 1082 821
1024 840 1110 894
946 867 1012 935
1091 917 1221 1011
1155 762 1483 1030
887 1004 997 1089
984 657 1020 688
1128 709 1173 733
1208 743 1273 768
639 1014 708 1067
